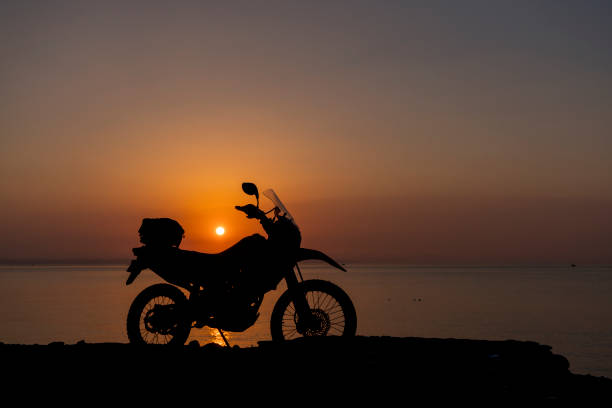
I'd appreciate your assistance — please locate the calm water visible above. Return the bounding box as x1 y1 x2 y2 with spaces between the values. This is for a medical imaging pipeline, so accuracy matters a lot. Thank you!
1 263 611 378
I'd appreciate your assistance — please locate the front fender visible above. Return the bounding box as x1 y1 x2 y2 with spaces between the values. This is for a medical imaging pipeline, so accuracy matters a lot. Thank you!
126 260 144 285
296 248 347 272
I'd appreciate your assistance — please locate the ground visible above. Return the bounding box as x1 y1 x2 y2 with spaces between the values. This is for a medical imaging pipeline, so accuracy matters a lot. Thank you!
1 336 610 403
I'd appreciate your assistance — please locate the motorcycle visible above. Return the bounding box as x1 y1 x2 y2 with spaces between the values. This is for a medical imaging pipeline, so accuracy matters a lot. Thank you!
125 182 357 346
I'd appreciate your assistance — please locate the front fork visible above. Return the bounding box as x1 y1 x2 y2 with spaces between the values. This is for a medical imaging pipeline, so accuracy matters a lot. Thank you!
284 265 313 334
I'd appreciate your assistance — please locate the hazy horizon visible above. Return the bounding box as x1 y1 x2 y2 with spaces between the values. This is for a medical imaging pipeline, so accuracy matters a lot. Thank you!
2 1 611 264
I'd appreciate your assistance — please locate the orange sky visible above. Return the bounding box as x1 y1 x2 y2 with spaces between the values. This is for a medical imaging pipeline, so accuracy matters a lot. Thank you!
1 2 611 264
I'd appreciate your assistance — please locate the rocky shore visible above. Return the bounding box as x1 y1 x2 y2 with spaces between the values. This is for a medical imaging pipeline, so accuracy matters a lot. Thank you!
2 336 610 403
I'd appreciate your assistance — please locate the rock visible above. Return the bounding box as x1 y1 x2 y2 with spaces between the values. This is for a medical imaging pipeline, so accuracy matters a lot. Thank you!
0 336 609 402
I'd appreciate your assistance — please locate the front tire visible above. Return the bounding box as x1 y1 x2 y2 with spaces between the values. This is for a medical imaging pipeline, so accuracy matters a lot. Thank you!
127 283 191 345
270 279 357 341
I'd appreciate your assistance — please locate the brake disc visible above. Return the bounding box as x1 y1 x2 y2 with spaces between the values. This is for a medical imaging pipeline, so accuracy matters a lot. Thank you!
295 308 331 336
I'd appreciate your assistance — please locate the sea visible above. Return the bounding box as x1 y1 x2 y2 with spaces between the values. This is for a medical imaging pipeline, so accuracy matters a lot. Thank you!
1 263 611 378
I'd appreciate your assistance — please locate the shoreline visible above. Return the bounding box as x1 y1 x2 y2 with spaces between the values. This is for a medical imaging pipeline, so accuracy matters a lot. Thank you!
2 336 610 401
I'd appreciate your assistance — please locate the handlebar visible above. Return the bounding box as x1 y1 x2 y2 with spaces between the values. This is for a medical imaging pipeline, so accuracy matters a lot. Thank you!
235 204 264 219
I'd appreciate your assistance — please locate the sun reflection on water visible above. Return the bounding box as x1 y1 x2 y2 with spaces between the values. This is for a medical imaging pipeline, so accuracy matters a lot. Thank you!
190 327 232 347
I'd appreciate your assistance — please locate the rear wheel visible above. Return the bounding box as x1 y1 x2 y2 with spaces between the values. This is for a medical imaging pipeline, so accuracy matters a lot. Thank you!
270 279 357 341
127 283 191 345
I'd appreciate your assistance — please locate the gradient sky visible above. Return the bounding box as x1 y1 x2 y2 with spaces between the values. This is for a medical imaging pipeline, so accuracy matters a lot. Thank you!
1 1 611 264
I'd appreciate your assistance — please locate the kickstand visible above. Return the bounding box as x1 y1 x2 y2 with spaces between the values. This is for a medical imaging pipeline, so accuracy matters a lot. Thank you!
218 329 231 347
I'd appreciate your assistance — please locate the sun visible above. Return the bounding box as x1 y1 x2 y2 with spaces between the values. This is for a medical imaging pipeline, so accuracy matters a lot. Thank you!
215 226 225 236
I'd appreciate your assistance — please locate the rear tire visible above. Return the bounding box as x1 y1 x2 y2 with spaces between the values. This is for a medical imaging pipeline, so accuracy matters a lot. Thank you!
127 283 191 345
270 279 357 341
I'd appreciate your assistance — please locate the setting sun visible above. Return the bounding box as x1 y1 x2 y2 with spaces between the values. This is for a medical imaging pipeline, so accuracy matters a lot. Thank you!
215 226 225 236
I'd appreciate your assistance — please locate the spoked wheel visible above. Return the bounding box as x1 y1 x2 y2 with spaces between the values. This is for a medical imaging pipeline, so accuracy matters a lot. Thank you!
270 279 357 341
127 283 191 345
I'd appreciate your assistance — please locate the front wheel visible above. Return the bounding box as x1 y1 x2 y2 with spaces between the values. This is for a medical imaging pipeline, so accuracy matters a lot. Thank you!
270 279 357 341
127 283 192 345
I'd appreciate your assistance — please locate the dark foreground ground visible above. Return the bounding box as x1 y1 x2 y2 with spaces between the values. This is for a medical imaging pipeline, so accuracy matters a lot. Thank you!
2 336 610 403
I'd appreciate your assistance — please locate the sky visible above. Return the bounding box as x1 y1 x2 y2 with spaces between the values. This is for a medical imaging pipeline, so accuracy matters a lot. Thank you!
1 1 611 264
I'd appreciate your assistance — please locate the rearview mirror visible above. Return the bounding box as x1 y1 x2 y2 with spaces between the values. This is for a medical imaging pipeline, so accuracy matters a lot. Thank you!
241 182 259 200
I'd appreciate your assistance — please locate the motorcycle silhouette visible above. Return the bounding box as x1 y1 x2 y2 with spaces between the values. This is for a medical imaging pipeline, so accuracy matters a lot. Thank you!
125 182 357 345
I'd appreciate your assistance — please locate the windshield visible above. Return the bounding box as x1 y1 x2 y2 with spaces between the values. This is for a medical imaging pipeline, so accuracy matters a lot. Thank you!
263 189 296 225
